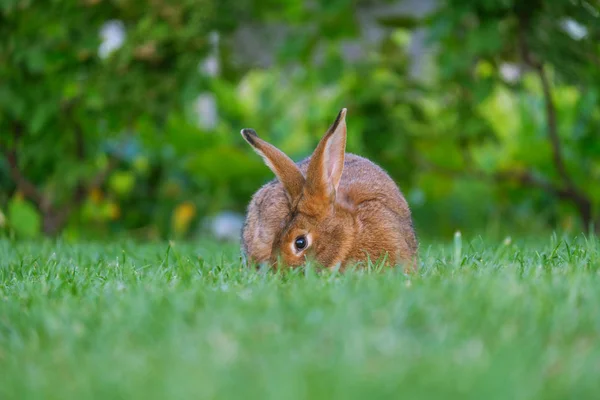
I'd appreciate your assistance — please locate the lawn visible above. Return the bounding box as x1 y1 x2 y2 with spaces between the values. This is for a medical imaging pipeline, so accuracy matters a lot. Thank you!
1 234 599 399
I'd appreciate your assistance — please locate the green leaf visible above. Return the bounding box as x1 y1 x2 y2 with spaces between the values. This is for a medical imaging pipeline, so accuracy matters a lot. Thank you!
30 104 53 134
25 48 46 73
109 171 136 197
8 197 42 238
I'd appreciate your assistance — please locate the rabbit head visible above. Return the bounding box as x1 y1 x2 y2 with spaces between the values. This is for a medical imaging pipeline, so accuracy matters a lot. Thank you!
241 109 355 269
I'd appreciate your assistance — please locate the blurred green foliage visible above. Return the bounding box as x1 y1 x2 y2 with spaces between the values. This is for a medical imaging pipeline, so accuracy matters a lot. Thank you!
1 0 599 240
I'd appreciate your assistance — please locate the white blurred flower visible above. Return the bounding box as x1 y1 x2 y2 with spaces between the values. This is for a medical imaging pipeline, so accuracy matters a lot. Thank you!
194 93 218 130
200 56 220 77
210 211 244 241
500 63 521 84
99 20 125 59
561 18 588 40
199 31 220 76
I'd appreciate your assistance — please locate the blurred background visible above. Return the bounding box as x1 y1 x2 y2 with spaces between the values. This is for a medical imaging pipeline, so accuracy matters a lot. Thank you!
1 0 599 242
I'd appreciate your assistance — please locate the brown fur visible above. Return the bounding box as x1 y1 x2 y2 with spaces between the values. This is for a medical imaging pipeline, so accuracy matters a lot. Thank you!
240 109 418 272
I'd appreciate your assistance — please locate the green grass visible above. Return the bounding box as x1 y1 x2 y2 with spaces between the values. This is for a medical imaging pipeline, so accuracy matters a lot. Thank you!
1 234 599 399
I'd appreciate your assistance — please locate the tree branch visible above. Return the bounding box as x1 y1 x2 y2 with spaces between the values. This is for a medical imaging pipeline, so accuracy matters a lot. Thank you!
3 121 50 210
517 14 594 231
74 125 85 161
422 160 596 233
536 64 572 187
535 64 593 230
72 120 88 203
518 17 574 189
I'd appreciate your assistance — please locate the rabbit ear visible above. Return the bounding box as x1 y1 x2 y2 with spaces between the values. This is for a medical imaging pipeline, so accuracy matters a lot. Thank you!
306 108 347 201
241 128 305 202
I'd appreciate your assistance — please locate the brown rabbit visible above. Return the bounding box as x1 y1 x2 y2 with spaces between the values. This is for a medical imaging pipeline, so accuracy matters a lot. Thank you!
240 108 418 272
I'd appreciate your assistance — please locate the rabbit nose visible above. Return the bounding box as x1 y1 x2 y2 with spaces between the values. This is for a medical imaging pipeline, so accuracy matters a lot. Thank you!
255 261 266 268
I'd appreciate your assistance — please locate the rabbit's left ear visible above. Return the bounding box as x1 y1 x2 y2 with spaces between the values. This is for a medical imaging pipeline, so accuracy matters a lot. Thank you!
241 128 306 203
306 108 347 201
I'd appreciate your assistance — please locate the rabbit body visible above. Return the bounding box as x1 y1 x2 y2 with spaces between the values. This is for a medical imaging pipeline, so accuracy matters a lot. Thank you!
240 109 418 271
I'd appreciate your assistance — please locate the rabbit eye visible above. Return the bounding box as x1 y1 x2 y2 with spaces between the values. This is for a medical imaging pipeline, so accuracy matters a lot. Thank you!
294 235 307 251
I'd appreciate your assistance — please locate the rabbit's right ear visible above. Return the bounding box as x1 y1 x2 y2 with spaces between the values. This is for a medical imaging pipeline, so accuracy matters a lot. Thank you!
241 128 305 202
305 108 347 202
